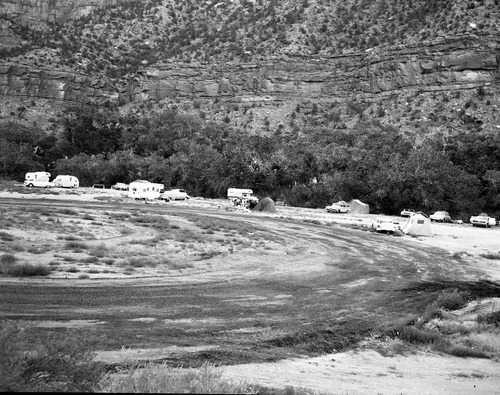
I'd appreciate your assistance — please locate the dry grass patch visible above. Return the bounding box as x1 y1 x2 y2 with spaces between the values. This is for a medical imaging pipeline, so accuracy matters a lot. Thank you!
100 361 260 394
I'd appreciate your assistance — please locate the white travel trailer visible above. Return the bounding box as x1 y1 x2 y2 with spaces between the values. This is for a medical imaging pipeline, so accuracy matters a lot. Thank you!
24 172 54 188
53 175 79 188
128 180 164 200
227 188 258 202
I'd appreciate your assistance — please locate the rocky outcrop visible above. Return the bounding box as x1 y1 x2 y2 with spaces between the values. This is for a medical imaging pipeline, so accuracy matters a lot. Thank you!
1 0 123 24
0 35 498 106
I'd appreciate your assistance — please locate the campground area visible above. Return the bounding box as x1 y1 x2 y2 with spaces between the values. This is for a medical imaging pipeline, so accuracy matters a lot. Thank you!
1 184 500 394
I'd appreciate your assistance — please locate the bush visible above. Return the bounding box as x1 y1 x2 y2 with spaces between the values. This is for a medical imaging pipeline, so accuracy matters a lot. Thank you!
396 325 442 345
65 241 89 251
0 323 105 392
0 253 17 266
128 257 157 267
3 263 51 276
0 231 14 242
478 311 500 328
435 289 467 311
89 243 108 257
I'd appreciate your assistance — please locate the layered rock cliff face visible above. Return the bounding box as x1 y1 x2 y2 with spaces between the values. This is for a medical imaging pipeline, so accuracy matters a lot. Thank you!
1 0 123 24
0 35 498 106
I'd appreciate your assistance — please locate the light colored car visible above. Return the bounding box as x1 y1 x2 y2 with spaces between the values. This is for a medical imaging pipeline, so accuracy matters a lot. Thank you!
111 182 129 191
400 208 416 217
160 189 189 201
371 217 397 233
429 211 452 223
470 213 496 228
325 201 351 213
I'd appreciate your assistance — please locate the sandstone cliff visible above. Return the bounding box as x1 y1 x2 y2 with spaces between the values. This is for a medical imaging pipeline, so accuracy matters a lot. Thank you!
1 35 497 107
1 0 123 24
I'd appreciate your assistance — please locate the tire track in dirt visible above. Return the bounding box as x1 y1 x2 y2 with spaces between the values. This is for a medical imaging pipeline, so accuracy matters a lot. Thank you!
1 197 497 371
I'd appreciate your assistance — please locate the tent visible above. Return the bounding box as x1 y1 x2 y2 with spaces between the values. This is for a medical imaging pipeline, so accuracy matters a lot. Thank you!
402 212 434 237
348 199 370 214
252 197 276 213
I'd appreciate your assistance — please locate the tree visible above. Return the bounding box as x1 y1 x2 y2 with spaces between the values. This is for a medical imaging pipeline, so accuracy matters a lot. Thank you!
57 105 123 158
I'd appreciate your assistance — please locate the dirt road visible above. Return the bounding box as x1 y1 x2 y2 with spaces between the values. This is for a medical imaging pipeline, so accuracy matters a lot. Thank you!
1 194 500 394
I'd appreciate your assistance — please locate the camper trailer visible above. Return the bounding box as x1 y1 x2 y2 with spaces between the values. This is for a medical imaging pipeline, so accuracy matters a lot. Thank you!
24 172 54 188
128 180 164 200
53 175 79 188
227 188 258 202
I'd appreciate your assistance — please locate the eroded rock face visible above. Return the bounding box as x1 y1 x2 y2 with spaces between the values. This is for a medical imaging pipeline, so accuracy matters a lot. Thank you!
0 36 498 105
1 0 123 24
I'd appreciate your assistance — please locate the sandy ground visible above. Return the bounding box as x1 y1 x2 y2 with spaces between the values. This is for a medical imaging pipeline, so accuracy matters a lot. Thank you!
2 186 500 394
223 347 500 395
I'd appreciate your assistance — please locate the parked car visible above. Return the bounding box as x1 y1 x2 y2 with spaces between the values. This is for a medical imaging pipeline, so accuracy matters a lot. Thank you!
371 217 397 234
325 201 351 214
429 211 452 223
160 189 189 201
400 208 416 217
470 213 496 228
111 183 129 191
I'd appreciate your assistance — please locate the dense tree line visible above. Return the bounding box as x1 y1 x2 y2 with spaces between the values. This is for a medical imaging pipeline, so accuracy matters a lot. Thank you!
1 104 499 219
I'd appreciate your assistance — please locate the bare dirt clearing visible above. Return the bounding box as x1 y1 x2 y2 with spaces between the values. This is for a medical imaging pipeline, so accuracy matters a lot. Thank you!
1 186 500 394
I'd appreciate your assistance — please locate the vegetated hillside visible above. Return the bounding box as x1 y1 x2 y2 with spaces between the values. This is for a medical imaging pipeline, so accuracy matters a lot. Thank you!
2 0 499 73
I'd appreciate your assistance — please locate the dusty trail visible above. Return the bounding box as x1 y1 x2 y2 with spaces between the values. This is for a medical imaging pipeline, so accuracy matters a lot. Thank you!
1 196 500 394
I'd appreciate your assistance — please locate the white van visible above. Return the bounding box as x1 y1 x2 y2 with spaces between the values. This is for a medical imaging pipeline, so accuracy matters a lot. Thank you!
53 175 79 188
24 172 54 188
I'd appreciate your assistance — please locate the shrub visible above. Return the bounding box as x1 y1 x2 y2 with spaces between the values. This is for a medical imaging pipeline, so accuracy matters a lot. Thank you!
0 323 105 392
479 253 500 260
102 258 115 266
58 208 79 216
396 325 442 345
478 311 500 328
437 344 489 359
3 263 51 276
89 243 108 257
0 253 17 266
65 241 89 251
435 289 467 311
0 231 14 242
128 257 157 267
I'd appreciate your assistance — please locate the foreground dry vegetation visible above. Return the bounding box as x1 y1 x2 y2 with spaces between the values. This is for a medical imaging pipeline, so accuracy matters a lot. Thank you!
1 184 500 393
